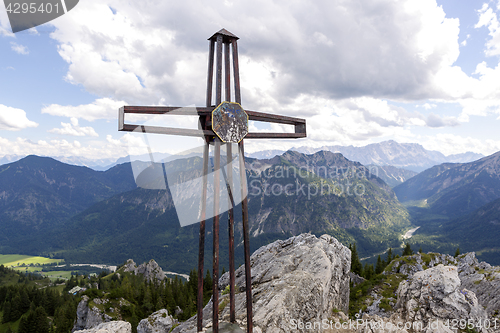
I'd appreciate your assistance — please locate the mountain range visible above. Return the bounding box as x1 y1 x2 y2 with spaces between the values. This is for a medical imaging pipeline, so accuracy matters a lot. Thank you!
0 151 411 272
248 140 484 172
1 141 484 174
1 144 500 272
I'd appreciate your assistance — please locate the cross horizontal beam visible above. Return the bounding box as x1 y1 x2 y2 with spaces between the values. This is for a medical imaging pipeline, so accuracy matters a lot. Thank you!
119 106 307 139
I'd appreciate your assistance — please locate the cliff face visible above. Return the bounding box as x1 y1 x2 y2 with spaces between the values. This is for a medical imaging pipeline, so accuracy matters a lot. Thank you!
173 233 351 333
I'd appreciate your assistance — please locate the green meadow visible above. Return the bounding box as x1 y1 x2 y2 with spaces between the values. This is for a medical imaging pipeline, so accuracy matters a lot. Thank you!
0 254 63 267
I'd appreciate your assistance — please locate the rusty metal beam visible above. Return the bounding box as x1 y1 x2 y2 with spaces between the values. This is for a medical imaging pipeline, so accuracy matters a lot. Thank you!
231 39 241 105
121 106 212 116
238 141 253 333
246 110 306 125
216 35 223 106
207 39 215 108
246 132 306 139
120 123 305 139
197 138 209 332
225 42 231 103
212 138 221 333
120 106 305 126
220 144 236 323
120 124 213 137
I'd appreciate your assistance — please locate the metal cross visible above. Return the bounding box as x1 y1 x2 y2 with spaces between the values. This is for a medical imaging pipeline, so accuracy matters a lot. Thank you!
118 28 306 333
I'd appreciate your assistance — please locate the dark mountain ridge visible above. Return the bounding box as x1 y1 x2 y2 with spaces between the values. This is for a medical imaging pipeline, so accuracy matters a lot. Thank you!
0 155 137 247
394 151 500 218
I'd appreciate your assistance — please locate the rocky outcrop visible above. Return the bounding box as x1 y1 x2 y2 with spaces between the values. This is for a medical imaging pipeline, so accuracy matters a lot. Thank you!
121 259 137 272
396 264 489 332
122 259 166 283
74 321 131 333
388 253 425 278
72 296 112 331
349 272 366 286
173 233 351 333
455 253 500 317
137 309 176 333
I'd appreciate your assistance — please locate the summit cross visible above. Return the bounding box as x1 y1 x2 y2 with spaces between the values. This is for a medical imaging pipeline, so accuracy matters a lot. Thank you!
118 28 306 333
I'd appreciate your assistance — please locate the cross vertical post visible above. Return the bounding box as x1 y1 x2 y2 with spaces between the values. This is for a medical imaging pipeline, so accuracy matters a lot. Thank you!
212 138 221 331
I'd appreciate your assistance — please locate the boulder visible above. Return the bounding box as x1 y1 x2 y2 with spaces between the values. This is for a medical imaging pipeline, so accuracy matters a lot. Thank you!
72 296 112 331
172 233 351 333
73 321 131 333
396 264 489 333
137 309 176 333
122 259 166 283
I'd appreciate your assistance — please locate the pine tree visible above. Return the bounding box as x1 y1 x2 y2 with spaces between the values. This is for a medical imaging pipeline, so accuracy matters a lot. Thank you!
375 255 384 274
386 248 393 264
349 244 363 276
204 269 212 292
2 300 12 323
455 247 460 257
402 243 413 256
363 263 374 280
34 307 50 333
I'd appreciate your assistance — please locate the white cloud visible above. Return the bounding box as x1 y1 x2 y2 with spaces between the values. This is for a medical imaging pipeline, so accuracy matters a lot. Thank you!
476 3 500 56
42 98 126 121
420 103 437 109
0 135 129 160
422 133 500 156
24 0 495 156
48 117 99 137
0 104 38 131
10 42 29 55
46 0 463 108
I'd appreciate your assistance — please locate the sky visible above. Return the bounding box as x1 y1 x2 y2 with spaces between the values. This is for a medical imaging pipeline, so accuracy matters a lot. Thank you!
2 0 500 161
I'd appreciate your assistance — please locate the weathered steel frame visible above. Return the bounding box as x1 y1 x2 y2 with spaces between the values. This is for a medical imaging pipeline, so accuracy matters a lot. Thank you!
118 29 306 333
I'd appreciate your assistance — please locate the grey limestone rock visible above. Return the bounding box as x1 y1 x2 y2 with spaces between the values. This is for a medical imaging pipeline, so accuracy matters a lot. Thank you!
396 264 489 332
72 296 112 331
137 309 176 333
392 253 424 278
350 272 366 286
73 321 131 333
122 259 166 283
121 259 137 272
456 253 500 317
173 233 351 333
